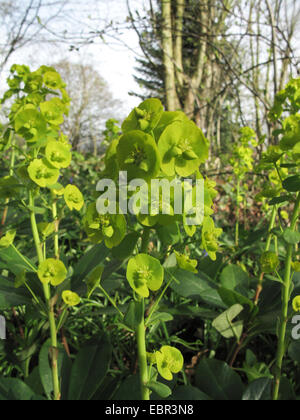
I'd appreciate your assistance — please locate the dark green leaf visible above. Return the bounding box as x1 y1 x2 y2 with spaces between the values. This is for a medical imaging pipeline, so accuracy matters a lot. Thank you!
195 359 244 400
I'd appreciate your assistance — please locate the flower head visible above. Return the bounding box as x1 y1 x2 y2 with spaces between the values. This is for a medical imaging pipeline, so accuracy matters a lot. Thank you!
174 251 198 274
155 346 184 381
37 259 67 286
62 290 81 306
202 217 222 261
122 98 164 133
293 296 300 313
260 252 279 274
45 140 72 169
64 184 84 211
158 120 208 177
126 254 164 298
28 158 60 188
117 131 160 181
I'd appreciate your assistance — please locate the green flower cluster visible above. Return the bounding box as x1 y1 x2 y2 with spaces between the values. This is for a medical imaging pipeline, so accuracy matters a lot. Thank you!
90 98 221 259
1 65 84 211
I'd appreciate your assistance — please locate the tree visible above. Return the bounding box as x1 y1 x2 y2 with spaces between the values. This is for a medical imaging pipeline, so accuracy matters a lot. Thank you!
0 0 72 71
53 60 121 154
127 0 300 151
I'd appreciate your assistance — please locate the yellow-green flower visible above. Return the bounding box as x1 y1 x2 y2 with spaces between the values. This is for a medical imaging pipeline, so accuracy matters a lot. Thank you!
28 158 60 188
155 346 184 381
45 140 72 169
62 290 81 306
37 259 67 286
293 296 300 312
174 251 198 274
202 217 222 261
64 185 84 211
0 230 16 249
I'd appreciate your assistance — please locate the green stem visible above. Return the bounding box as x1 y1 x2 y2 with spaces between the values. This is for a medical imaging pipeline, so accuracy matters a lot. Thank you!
52 196 59 259
136 299 150 400
273 193 300 400
235 179 241 247
254 205 277 305
98 284 124 319
141 228 151 254
146 276 173 326
29 190 60 400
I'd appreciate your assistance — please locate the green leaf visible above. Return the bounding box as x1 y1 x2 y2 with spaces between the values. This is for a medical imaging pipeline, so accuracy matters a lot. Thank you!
170 385 211 400
195 359 244 400
220 264 249 292
218 287 254 311
111 232 140 260
123 300 144 331
242 378 272 401
0 378 43 401
146 381 172 398
67 334 112 400
169 269 225 308
212 304 244 340
39 339 54 400
72 243 110 293
282 175 300 192
86 265 104 299
0 276 32 310
0 245 37 275
157 223 181 246
283 228 300 245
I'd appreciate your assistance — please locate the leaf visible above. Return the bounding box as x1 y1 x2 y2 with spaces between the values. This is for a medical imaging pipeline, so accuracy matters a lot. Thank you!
39 339 54 400
72 243 110 293
218 287 254 311
170 268 225 308
242 378 272 401
147 381 172 398
195 359 244 400
67 334 112 400
220 264 249 292
0 276 32 309
112 375 141 400
282 175 300 192
0 246 37 275
283 228 300 245
170 385 212 400
111 232 140 260
0 378 43 401
123 300 144 331
212 304 244 340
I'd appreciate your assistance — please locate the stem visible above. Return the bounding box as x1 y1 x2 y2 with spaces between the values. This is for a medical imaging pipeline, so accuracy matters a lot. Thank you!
254 205 277 305
141 228 151 254
235 179 241 247
136 299 150 400
29 190 60 400
98 284 124 319
52 196 59 259
273 193 300 400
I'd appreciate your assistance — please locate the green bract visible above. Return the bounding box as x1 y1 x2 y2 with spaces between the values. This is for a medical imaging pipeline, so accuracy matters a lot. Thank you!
292 296 300 312
0 230 16 249
202 216 222 261
174 251 198 274
117 130 161 181
37 259 67 286
126 254 164 298
64 185 84 211
14 105 47 144
122 98 164 133
40 98 65 126
260 252 279 274
155 346 184 381
45 140 72 169
43 69 65 90
28 159 60 188
83 203 126 248
158 120 208 177
62 290 81 306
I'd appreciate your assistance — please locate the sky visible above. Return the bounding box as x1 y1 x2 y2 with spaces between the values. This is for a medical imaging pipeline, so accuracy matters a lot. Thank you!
2 0 145 116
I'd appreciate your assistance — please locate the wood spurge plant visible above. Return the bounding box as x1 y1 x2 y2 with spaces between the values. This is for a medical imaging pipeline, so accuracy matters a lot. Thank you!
0 64 299 402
